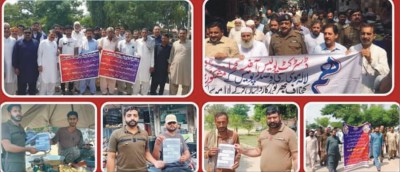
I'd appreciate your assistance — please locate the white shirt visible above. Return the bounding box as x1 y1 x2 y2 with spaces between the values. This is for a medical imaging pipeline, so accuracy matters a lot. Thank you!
72 30 85 47
58 37 78 55
99 37 118 51
264 31 273 55
239 40 268 58
254 30 265 42
304 33 324 53
4 36 17 83
118 39 138 56
135 36 155 82
306 136 318 154
228 28 242 44
349 44 390 93
37 39 59 83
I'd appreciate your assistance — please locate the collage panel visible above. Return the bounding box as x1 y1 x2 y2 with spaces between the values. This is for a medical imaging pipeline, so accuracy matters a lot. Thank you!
304 102 400 172
3 0 193 97
202 102 299 172
203 0 393 95
0 102 97 172
101 103 198 172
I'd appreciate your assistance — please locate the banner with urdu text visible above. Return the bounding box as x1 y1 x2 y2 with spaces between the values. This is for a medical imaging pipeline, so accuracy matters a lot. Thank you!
204 53 361 94
99 49 141 83
343 123 371 172
59 51 99 83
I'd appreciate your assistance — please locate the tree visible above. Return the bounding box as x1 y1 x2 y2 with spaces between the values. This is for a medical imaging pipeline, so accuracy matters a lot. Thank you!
330 121 343 129
253 104 297 123
228 114 242 133
242 120 255 135
228 104 250 119
321 104 362 125
306 123 320 130
315 117 330 127
204 104 229 130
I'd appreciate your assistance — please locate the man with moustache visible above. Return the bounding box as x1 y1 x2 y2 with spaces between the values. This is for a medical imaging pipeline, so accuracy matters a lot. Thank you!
245 20 265 42
269 14 307 56
117 30 138 95
79 28 98 95
238 27 268 59
370 126 383 171
228 18 243 43
320 127 331 166
151 114 191 171
2 104 38 172
12 27 40 95
349 24 390 93
37 30 59 95
134 28 155 95
59 25 79 95
326 128 341 172
99 27 119 95
205 22 239 59
235 106 298 172
152 25 162 45
264 17 279 55
107 107 164 172
31 22 45 42
306 130 318 171
312 24 347 54
4 23 17 95
51 111 93 164
150 34 171 95
304 21 325 53
335 12 348 34
340 9 363 49
204 112 240 172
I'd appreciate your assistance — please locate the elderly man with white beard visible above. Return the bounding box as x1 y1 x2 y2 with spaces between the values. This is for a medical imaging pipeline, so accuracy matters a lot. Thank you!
228 19 243 43
238 27 268 60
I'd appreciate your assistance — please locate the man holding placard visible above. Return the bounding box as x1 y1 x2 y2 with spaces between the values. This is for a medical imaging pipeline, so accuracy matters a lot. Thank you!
151 114 191 171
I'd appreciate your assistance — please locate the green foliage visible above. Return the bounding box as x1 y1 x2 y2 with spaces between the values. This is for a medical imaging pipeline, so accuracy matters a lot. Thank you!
242 120 255 135
204 104 229 130
253 104 297 123
228 113 242 133
330 121 343 129
315 117 330 127
306 123 320 130
228 104 250 119
205 113 215 130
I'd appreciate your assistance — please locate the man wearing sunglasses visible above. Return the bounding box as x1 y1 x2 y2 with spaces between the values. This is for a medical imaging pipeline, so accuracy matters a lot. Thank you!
151 114 191 172
12 28 40 95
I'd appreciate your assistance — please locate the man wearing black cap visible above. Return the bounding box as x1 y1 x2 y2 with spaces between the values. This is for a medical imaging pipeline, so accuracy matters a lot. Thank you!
269 14 307 56
340 9 363 48
235 106 298 171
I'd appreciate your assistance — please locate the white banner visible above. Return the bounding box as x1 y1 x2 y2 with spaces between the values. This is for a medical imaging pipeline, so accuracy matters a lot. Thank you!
204 53 362 94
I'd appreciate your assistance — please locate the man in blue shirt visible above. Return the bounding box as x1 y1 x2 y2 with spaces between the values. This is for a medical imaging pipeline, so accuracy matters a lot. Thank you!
79 28 98 95
12 28 40 95
370 126 383 171
312 24 347 54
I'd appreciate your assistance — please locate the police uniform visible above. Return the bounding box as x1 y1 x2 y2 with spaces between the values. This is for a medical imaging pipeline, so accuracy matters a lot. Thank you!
1 120 27 172
340 24 361 49
269 14 308 56
269 29 307 56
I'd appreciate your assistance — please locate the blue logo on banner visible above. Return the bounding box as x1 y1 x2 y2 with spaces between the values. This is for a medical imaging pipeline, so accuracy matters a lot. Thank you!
312 57 340 93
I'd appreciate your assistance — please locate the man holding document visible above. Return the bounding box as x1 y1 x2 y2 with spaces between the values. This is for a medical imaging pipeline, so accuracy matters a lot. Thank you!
204 112 240 172
151 114 191 172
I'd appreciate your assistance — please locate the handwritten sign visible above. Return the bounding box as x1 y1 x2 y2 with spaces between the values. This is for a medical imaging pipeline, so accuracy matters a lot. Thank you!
59 51 99 82
163 138 181 163
216 144 235 169
343 123 370 171
204 53 361 94
99 49 140 83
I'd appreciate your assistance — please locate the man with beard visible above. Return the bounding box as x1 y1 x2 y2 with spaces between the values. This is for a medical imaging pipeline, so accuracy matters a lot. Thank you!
1 104 38 172
51 111 93 164
134 28 155 95
151 114 191 171
117 30 138 95
245 20 265 42
340 9 363 48
235 106 298 171
320 127 331 166
79 28 98 95
31 22 45 42
205 22 239 59
326 128 341 172
94 27 102 40
4 23 17 95
304 21 324 53
98 27 119 95
204 112 240 172
349 24 390 93
335 12 348 34
370 126 383 171
150 34 171 95
312 24 347 54
326 11 335 24
59 25 79 95
269 14 307 56
306 130 318 171
107 107 164 172
264 17 279 55
12 27 40 95
37 30 59 95
228 19 243 44
238 27 268 59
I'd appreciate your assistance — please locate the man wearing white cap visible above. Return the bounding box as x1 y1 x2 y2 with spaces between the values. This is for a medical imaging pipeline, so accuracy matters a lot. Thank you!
228 19 243 44
152 114 191 171
238 27 268 59
245 20 265 42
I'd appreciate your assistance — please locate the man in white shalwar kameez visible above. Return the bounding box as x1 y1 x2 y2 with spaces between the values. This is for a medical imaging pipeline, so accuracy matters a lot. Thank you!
238 27 268 59
306 130 318 171
4 23 17 95
134 28 154 95
228 19 243 44
37 30 59 95
169 28 192 95
98 27 119 95
349 24 390 93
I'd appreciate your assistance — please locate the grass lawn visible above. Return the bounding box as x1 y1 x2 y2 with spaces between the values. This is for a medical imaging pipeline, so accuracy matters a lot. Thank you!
238 133 259 147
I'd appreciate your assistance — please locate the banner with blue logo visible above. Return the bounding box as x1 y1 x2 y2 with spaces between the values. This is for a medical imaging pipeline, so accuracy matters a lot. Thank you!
204 53 361 94
343 123 371 171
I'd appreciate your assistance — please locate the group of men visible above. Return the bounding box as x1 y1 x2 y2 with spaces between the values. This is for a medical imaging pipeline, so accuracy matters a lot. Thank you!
306 125 400 172
205 8 391 93
106 107 193 172
204 106 298 172
1 104 93 172
4 21 192 96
